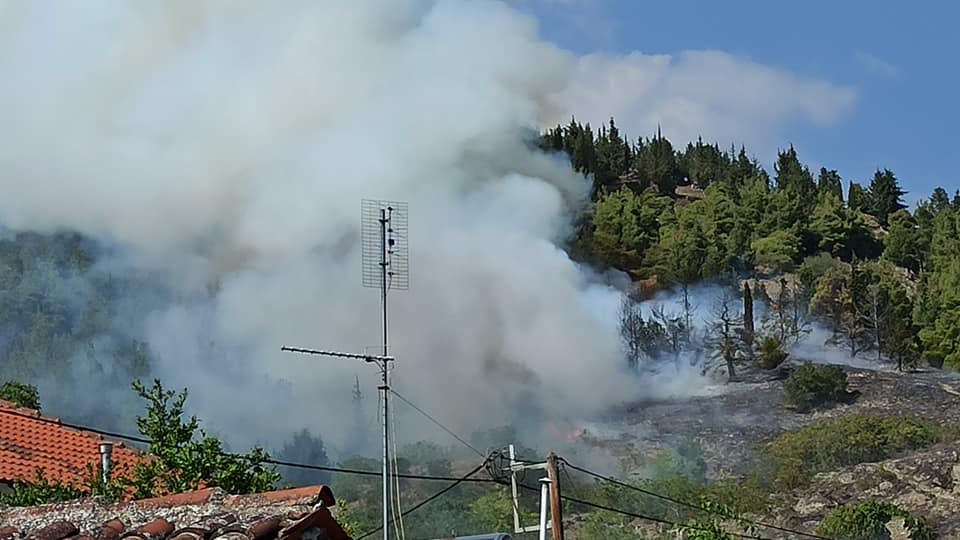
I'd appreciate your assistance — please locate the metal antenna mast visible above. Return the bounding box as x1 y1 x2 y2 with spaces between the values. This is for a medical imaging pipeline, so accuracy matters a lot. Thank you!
363 199 408 540
282 199 408 540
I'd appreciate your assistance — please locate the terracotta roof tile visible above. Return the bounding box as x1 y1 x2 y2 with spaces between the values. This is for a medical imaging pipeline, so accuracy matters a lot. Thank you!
0 401 140 486
26 522 78 540
135 489 220 510
0 486 352 540
225 486 334 509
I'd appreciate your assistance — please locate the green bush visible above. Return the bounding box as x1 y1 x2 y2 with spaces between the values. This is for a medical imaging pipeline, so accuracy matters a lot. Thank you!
763 415 946 489
0 469 82 507
129 379 280 498
816 501 935 540
0 380 41 410
757 336 788 369
783 363 847 412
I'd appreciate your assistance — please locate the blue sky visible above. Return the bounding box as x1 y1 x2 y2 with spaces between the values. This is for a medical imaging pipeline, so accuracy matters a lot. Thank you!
518 0 958 204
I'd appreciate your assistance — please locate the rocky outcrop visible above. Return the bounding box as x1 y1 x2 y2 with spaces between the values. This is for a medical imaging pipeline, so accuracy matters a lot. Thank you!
783 444 960 537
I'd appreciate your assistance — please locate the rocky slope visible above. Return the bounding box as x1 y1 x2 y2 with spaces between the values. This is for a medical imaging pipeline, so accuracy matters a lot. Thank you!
782 443 960 537
583 362 960 480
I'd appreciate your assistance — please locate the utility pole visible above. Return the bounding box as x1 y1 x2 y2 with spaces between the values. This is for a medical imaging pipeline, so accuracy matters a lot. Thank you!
507 445 564 539
538 478 551 540
546 453 564 540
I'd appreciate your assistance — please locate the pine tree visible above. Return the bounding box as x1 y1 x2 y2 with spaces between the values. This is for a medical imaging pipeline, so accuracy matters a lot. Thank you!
867 168 907 225
591 188 669 270
882 210 922 272
347 375 369 455
848 181 869 212
817 168 844 201
810 193 849 258
929 187 951 213
277 429 331 487
742 282 755 353
636 127 680 195
774 146 816 206
705 290 744 380
620 296 667 368
763 278 810 345
858 280 890 363
810 265 846 343
839 263 868 356
655 206 708 329
877 271 918 370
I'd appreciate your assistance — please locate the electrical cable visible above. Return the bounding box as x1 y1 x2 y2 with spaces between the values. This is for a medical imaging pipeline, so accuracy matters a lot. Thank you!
561 458 831 540
510 481 772 540
388 388 486 458
388 394 406 540
355 458 490 540
1 406 818 540
0 407 497 484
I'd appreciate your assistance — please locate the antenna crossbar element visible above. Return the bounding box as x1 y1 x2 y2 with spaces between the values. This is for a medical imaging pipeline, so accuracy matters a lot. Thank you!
280 346 393 363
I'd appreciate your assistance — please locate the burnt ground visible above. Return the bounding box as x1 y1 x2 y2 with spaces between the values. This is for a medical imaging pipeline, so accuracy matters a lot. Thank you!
577 361 960 480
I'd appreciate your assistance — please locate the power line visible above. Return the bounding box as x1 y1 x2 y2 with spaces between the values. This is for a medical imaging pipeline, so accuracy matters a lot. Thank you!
511 481 772 540
0 407 497 484
561 459 830 540
389 388 486 458
0 406 152 444
558 490 772 540
356 459 489 540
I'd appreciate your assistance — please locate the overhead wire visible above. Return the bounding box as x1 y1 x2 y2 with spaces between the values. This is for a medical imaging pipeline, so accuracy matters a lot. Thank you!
561 458 831 540
0 406 497 484
508 481 772 540
388 388 486 458
388 390 406 540
355 458 490 540
556 489 772 540
0 404 822 540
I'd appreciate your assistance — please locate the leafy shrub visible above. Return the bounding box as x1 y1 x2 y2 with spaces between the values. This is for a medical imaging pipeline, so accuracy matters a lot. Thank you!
757 336 788 369
783 363 848 412
798 253 841 301
128 379 280 498
0 380 41 410
763 415 946 489
648 439 708 483
0 463 126 507
0 469 82 506
816 501 935 540
581 509 647 540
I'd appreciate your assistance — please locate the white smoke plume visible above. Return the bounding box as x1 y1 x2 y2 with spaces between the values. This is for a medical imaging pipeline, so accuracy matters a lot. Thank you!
0 1 654 454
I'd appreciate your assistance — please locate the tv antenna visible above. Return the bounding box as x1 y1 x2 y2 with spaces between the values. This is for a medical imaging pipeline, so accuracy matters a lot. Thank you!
282 199 408 540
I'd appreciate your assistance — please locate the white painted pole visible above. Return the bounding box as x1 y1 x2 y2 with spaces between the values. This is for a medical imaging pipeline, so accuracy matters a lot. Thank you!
538 478 551 540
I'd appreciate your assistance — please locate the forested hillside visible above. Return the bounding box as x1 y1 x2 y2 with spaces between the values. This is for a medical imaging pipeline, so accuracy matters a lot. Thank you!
3 120 960 537
541 118 960 369
0 232 162 424
2 120 959 427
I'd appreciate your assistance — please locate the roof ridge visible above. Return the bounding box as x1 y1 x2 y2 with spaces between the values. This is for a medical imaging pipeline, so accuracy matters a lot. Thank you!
0 401 137 452
0 398 44 415
133 485 336 510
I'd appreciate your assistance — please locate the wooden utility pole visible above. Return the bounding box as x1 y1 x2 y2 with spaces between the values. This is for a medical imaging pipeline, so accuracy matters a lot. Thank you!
546 453 564 540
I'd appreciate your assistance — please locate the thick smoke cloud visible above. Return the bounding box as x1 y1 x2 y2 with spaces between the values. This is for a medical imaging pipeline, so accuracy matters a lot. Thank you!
0 1 652 453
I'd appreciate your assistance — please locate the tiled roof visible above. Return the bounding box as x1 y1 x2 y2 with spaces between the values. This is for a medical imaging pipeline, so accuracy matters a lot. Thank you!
0 400 140 485
0 485 352 540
